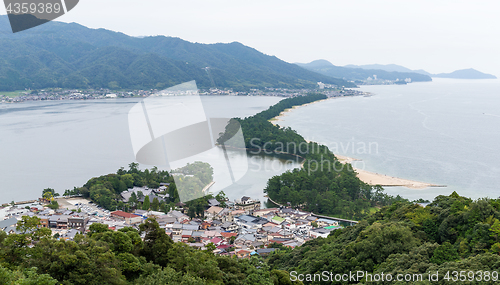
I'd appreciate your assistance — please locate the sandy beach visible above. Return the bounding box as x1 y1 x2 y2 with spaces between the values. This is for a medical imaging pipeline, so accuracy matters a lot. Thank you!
335 155 443 189
270 98 330 125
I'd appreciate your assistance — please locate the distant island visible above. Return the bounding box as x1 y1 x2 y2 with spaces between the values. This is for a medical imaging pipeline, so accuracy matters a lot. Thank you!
345 63 497 79
432 68 497 79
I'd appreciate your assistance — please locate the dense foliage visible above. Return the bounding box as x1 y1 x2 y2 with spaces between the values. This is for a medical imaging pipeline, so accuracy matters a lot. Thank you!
218 93 326 155
68 163 177 212
264 168 403 220
268 192 500 284
0 217 299 285
0 15 354 91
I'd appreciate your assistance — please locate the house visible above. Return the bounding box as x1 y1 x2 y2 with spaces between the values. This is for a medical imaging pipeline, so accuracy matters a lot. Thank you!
181 230 193 242
203 230 222 240
146 210 167 217
218 208 232 222
234 215 268 229
255 234 269 243
171 224 183 235
255 248 278 256
133 209 148 217
68 216 87 231
140 194 168 204
268 237 292 244
234 196 261 211
110 211 142 225
182 224 199 231
38 216 49 228
271 216 285 225
205 206 224 219
282 240 301 248
253 208 278 217
61 229 80 240
167 210 189 222
48 215 68 229
191 231 204 242
210 237 224 246
235 234 256 245
231 209 246 216
0 217 18 233
187 242 204 249
316 218 339 228
309 226 340 238
220 232 238 242
208 198 220 207
156 216 176 225
235 249 251 258
220 222 238 232
120 186 153 202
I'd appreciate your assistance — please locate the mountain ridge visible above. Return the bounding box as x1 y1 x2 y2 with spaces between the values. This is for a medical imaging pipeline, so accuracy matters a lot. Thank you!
0 15 355 91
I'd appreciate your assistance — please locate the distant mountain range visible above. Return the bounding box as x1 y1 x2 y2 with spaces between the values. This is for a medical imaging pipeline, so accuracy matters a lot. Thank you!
0 15 354 91
345 64 496 79
344 64 432 76
296 60 432 83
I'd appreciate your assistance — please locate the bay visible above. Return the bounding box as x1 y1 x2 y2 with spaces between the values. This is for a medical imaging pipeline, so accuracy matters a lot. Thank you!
0 96 300 204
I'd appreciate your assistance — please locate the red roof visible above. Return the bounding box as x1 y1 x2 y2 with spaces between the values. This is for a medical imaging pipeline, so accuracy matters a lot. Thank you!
111 210 136 219
210 237 223 244
221 232 238 238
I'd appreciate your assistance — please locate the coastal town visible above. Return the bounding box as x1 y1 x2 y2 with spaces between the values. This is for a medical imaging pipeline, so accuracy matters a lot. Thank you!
1 84 367 103
0 190 345 259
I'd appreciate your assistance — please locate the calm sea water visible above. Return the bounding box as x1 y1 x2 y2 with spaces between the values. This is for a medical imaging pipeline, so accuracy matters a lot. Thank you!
278 78 500 201
0 96 299 204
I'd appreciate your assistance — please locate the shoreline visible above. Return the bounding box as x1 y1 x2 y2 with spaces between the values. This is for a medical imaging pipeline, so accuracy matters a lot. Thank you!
336 154 444 189
270 98 331 125
271 102 445 190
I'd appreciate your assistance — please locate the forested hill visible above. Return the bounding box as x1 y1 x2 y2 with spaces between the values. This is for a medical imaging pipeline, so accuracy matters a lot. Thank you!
0 15 354 91
269 192 500 284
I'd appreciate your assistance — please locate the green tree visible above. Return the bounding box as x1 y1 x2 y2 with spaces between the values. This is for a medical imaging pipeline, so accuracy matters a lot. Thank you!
128 162 139 173
0 265 58 285
142 196 150 211
42 188 59 200
151 197 159 211
489 218 500 242
47 200 59 210
88 223 111 238
128 192 138 208
429 242 459 265
16 216 42 234
139 218 173 267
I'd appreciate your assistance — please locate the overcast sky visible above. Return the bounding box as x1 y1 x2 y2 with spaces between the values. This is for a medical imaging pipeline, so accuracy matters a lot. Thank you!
5 0 500 76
